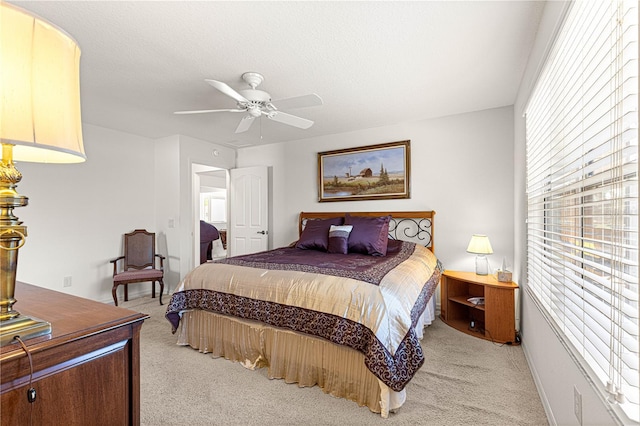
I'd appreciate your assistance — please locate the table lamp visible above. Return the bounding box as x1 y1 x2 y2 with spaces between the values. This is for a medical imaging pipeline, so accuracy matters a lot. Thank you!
0 3 85 345
467 234 493 275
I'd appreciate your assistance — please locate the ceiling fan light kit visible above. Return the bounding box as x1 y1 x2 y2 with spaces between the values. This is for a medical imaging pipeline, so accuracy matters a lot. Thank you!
175 72 322 134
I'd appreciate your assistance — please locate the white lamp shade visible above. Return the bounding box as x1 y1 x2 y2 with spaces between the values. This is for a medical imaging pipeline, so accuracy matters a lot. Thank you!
1 3 85 163
466 234 493 255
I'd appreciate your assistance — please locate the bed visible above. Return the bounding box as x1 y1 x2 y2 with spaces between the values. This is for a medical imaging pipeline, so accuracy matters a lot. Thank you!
166 211 441 417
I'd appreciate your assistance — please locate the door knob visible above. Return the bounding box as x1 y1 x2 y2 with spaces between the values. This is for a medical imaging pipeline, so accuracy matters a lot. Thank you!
257 230 268 235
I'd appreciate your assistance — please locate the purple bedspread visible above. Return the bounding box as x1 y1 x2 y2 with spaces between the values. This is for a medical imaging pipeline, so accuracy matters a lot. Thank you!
217 239 410 285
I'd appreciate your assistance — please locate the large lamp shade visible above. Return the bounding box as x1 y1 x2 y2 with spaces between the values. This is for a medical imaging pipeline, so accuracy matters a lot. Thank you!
1 2 85 162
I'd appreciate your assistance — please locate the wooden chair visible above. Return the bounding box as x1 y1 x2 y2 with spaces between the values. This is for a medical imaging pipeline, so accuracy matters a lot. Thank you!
110 229 165 306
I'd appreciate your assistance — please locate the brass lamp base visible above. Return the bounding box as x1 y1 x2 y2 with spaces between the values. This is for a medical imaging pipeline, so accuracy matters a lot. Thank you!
0 315 51 346
0 143 52 346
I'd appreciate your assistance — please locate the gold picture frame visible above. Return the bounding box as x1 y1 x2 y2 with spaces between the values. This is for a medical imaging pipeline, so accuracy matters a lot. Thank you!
318 140 410 202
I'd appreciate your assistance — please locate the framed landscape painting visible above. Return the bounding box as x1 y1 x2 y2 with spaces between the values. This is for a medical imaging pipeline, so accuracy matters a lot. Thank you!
318 140 410 202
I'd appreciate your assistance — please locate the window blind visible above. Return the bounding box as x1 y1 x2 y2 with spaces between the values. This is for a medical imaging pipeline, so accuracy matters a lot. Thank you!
525 0 638 422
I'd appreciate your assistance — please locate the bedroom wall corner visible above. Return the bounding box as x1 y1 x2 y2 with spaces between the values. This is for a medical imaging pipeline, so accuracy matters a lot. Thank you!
15 124 157 303
154 135 181 293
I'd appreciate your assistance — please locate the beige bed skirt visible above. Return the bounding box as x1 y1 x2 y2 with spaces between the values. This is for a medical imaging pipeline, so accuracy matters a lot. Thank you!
175 310 396 415
174 298 435 418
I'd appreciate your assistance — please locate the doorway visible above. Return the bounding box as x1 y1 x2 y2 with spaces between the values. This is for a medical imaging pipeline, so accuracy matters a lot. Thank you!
193 164 228 268
191 164 269 267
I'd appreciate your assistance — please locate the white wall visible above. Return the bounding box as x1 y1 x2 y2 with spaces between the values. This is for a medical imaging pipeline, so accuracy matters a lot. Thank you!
513 1 616 425
237 105 515 280
16 124 156 302
15 125 235 304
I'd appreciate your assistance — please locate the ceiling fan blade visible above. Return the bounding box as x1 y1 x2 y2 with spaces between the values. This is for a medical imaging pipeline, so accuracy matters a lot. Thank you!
271 93 323 110
267 111 314 129
174 108 246 115
235 115 255 133
205 79 249 103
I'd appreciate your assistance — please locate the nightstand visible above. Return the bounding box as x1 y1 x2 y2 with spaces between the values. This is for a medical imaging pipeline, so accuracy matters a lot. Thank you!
440 270 518 344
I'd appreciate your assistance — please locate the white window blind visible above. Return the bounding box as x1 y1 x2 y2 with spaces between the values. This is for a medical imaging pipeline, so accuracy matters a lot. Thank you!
525 0 638 422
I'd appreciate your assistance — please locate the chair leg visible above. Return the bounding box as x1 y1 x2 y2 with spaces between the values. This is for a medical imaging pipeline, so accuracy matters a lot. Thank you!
158 279 164 305
152 280 156 299
124 284 128 302
112 284 119 307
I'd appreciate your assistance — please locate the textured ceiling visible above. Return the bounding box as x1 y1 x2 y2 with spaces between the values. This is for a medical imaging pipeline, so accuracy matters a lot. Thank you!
11 1 545 148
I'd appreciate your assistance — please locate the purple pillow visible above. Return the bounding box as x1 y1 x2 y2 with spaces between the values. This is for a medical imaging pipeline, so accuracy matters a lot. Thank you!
296 217 343 251
327 225 353 254
385 238 403 254
344 214 392 256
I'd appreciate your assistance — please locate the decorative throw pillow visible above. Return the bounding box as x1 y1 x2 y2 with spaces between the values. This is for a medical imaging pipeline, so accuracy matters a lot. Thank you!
327 225 353 254
344 214 392 256
295 217 343 251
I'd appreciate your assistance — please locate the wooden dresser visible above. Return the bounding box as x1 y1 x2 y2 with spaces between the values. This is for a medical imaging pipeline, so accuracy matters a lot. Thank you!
0 282 148 425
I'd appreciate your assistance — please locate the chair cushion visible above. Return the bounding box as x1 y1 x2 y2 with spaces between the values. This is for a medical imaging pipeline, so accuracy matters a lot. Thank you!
114 269 163 282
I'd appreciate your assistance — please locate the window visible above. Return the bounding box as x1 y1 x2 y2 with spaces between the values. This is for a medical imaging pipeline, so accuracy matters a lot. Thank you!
525 0 638 422
200 189 227 223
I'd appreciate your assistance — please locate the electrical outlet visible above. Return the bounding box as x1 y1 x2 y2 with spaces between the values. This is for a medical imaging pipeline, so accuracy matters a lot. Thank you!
63 276 72 288
574 385 583 425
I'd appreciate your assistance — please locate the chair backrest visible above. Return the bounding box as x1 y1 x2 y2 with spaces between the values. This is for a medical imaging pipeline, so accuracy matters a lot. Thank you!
123 229 156 270
200 220 219 243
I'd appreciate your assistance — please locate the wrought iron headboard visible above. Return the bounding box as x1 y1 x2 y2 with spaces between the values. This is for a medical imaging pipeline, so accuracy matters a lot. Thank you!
299 211 435 253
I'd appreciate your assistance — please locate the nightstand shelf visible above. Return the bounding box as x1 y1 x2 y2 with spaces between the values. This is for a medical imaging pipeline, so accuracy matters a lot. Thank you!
440 270 518 344
448 295 486 310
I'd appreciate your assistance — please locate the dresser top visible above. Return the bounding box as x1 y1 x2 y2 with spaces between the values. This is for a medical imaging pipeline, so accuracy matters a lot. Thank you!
1 282 148 357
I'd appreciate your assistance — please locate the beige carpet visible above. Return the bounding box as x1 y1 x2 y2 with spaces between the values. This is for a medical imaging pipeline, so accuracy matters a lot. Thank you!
121 296 548 426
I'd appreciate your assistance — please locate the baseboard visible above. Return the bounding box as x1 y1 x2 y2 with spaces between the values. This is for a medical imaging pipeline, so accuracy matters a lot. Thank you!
521 338 557 426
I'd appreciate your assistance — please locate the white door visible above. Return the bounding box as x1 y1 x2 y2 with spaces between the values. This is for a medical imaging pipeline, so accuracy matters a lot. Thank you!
229 166 268 256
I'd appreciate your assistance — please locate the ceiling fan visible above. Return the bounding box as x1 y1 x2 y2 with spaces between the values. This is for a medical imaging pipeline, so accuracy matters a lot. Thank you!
175 72 322 134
